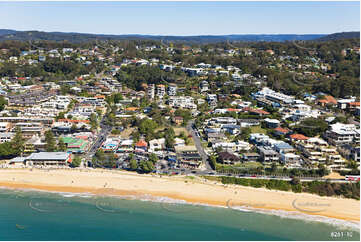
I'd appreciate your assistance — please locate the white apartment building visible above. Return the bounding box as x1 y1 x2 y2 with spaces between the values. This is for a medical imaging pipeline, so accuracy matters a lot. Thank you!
207 117 237 127
0 132 14 143
207 94 217 106
213 141 251 152
156 84 166 98
147 84 155 99
168 96 196 109
168 84 177 96
0 122 11 132
167 84 177 96
200 81 209 92
255 87 294 104
326 123 360 146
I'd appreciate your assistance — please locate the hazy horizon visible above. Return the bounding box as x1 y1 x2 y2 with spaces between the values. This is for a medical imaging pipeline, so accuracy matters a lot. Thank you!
0 1 359 36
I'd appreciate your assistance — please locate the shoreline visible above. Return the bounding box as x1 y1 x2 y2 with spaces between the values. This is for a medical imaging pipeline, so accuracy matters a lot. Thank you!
1 183 360 231
0 168 359 225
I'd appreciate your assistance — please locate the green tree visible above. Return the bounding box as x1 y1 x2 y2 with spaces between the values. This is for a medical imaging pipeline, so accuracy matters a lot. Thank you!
296 118 328 137
149 153 158 164
290 177 301 185
55 112 65 121
89 113 98 130
209 155 217 170
58 138 67 152
138 160 154 173
45 130 57 152
0 142 16 158
271 162 278 173
138 118 158 135
111 129 121 135
129 159 138 171
0 96 8 111
71 124 78 133
174 109 192 125
11 126 25 156
71 156 82 168
165 127 175 149
240 127 251 141
95 149 105 161
317 164 329 177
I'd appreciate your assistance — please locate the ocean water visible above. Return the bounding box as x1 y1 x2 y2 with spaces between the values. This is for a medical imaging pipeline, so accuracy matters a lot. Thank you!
0 188 359 241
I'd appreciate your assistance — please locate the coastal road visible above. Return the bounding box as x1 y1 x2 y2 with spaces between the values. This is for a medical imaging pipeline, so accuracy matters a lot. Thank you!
84 116 112 162
211 173 355 183
186 121 212 170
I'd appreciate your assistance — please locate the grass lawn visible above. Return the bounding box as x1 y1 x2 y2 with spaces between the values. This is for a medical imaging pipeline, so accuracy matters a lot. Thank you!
173 127 189 136
250 125 267 134
242 161 263 168
120 127 135 138
216 161 263 170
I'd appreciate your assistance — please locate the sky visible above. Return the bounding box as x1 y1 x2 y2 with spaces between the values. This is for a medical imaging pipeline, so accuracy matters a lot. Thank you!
0 1 359 36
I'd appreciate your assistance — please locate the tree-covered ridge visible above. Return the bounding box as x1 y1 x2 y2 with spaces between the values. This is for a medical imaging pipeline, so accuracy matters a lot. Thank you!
317 32 360 41
0 29 328 43
0 36 359 98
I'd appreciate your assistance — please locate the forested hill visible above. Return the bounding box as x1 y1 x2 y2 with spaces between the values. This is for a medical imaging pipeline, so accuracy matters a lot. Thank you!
317 32 360 41
0 29 326 43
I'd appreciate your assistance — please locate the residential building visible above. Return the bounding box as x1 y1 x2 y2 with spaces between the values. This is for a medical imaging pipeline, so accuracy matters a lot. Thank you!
148 138 165 153
0 132 14 143
25 152 72 166
117 139 134 153
239 119 260 128
14 122 43 138
253 87 294 105
206 94 217 106
147 84 155 99
273 142 295 153
168 96 196 109
264 118 280 128
200 81 209 92
207 117 237 127
175 145 202 168
173 116 184 125
156 84 166 98
135 140 148 153
217 151 240 164
242 153 260 162
280 153 301 165
258 146 279 163
167 84 177 96
0 122 11 132
101 138 120 152
325 123 360 146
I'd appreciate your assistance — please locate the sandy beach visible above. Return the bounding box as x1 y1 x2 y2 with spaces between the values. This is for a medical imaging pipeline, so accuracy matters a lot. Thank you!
0 168 359 223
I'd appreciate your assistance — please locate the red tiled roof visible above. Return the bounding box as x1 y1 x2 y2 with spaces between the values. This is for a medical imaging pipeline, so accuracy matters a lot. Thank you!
58 119 90 124
227 108 240 112
349 102 360 107
290 134 309 140
274 127 290 134
250 109 270 115
76 135 89 140
318 95 337 104
135 140 147 147
125 107 139 111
